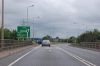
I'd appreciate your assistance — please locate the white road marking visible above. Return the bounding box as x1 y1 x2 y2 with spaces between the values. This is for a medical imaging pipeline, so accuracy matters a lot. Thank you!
8 46 41 66
49 49 52 52
56 47 96 66
43 47 52 52
44 47 50 49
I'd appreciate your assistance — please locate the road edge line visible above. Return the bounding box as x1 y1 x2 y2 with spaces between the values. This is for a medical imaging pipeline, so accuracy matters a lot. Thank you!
8 46 40 66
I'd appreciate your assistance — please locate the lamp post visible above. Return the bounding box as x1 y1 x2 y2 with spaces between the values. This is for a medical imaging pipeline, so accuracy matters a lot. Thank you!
26 5 34 40
1 0 4 48
27 5 34 24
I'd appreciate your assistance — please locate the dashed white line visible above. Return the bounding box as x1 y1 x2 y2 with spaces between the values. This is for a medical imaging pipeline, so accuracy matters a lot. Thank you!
56 47 96 66
8 46 40 66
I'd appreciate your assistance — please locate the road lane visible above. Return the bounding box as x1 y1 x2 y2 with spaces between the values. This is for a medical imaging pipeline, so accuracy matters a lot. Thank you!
56 46 96 66
8 46 41 66
8 45 90 66
57 44 100 66
0 46 34 66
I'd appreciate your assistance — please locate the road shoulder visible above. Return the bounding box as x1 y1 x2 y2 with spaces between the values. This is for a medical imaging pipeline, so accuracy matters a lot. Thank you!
0 45 37 59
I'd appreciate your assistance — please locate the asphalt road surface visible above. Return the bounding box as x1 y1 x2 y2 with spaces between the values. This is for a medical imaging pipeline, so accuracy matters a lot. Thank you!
0 44 100 66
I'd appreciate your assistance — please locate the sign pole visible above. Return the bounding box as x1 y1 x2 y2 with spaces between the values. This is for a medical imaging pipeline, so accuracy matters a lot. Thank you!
1 0 4 48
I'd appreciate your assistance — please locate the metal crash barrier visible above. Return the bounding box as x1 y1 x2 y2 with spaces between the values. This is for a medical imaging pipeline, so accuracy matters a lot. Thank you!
80 42 100 49
0 39 33 51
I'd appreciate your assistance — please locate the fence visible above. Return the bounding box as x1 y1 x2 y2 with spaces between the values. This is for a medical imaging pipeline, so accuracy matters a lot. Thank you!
71 42 100 49
80 42 100 49
0 39 33 51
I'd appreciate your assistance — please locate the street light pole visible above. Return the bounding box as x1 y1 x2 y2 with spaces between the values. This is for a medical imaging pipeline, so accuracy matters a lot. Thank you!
1 0 4 48
26 5 34 24
27 7 28 23
26 5 34 40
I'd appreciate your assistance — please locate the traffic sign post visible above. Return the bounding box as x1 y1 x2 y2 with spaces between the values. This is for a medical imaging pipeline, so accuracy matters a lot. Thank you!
17 26 30 40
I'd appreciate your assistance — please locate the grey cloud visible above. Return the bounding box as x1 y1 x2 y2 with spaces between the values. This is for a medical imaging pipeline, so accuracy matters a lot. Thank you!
73 0 100 23
2 0 100 38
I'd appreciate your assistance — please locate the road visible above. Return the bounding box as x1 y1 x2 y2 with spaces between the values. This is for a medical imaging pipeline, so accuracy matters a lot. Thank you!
0 44 100 66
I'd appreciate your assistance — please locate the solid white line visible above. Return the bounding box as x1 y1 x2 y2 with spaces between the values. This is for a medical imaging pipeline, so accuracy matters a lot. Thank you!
8 46 40 66
56 47 96 66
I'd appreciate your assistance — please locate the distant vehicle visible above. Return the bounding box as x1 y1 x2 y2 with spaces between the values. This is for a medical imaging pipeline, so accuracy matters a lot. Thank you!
42 40 50 47
33 38 43 44
37 40 42 44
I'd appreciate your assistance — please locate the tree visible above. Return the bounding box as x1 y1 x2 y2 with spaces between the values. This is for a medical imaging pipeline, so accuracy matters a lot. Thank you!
42 35 52 41
4 28 12 39
55 37 59 39
11 30 17 40
77 29 100 43
68 36 76 43
0 28 1 39
0 28 17 40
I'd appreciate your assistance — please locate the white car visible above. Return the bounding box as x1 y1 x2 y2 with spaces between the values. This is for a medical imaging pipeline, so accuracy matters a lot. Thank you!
42 40 50 47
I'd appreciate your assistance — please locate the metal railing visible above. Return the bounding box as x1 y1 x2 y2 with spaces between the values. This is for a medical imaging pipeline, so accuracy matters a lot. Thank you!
80 42 100 49
71 42 100 49
0 39 33 51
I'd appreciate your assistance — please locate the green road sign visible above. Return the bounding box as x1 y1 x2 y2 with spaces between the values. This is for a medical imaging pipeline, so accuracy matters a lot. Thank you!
17 26 30 39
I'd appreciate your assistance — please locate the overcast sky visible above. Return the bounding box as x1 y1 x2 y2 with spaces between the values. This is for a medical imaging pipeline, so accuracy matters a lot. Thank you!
0 0 100 38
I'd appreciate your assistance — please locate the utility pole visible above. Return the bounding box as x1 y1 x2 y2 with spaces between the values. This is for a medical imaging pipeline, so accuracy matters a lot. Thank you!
1 0 4 48
33 18 34 39
33 16 40 39
22 19 26 26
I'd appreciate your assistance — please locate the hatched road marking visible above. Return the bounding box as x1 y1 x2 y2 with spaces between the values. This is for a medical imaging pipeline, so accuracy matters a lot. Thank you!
56 47 96 66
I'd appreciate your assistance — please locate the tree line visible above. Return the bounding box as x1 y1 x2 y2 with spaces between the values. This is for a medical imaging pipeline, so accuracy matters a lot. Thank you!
77 29 100 43
42 29 100 43
0 28 17 40
67 29 100 43
1 28 100 43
